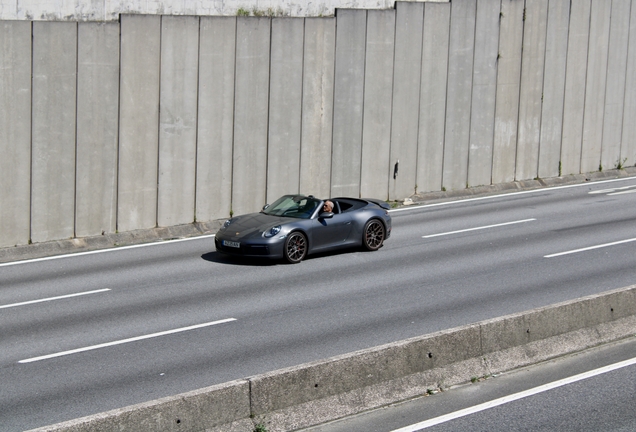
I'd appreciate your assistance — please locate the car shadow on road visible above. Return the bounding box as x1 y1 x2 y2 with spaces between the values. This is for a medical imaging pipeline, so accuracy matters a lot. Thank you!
201 251 279 266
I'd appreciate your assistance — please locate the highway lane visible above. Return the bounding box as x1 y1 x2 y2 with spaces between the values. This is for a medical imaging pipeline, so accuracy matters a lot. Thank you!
1 177 635 430
302 336 636 431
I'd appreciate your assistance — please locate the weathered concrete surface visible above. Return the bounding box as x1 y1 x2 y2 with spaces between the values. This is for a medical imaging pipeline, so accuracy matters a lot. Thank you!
561 0 591 175
299 18 336 199
515 0 548 181
467 0 499 188
30 21 77 243
196 17 236 222
232 17 271 215
75 22 119 238
26 380 252 432
389 1 424 200
416 2 450 193
360 9 395 200
491 0 524 184
117 15 161 232
442 0 476 191
0 21 31 248
538 0 570 178
601 0 631 171
158 16 200 227
620 0 636 168
580 0 611 174
331 9 366 198
267 18 304 203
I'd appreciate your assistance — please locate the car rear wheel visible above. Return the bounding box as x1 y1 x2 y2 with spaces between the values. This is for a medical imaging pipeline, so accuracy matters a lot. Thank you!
363 219 385 251
284 232 307 263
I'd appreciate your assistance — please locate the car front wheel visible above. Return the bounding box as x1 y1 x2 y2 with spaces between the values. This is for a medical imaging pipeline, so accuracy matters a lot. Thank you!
284 232 307 263
363 219 385 251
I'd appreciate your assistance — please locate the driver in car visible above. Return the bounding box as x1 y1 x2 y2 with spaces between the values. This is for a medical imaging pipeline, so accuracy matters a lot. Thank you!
322 200 334 213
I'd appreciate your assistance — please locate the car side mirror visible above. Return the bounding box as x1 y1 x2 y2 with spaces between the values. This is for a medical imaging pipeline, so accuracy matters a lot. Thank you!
262 204 270 211
319 211 334 219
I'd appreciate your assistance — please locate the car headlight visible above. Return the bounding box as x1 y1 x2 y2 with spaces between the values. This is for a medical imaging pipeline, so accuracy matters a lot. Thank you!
263 225 281 238
221 219 232 229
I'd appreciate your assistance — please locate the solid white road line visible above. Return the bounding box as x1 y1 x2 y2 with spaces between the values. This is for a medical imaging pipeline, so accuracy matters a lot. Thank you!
391 356 636 432
544 237 636 258
422 219 536 238
19 318 237 364
0 234 217 268
0 288 111 310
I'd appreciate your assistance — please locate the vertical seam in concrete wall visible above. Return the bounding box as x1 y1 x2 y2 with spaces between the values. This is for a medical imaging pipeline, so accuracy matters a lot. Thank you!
599 0 614 165
415 5 425 195
513 1 526 182
559 0 573 172
28 20 34 244
230 18 238 216
536 0 550 177
156 16 163 227
73 22 79 239
490 0 503 185
329 11 338 196
194 17 201 222
619 0 634 160
298 18 306 194
265 18 272 203
115 17 122 233
466 0 478 188
578 5 593 173
440 2 453 190
359 11 369 198
387 5 398 196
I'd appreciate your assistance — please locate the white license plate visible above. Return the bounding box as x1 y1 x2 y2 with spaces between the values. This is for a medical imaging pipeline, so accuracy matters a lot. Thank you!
222 240 240 248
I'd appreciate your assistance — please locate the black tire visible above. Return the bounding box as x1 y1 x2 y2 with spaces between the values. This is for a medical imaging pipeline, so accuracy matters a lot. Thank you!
362 219 385 251
284 231 307 263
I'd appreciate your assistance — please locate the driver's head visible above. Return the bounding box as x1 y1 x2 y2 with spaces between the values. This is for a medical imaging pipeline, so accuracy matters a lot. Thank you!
323 200 334 212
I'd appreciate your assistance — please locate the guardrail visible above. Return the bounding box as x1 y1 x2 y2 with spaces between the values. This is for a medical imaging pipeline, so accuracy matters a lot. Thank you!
28 284 636 432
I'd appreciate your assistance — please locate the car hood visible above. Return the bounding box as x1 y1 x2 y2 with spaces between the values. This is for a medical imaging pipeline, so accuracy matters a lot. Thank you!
222 212 293 239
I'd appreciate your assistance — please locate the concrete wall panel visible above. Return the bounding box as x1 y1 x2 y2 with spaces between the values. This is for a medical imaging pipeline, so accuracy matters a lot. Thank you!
601 0 631 170
492 0 524 184
442 0 476 191
622 0 636 167
515 0 548 181
157 16 200 227
267 18 304 203
360 9 395 200
538 0 570 178
31 22 77 243
581 0 611 174
75 22 119 238
417 3 450 193
299 18 335 199
118 15 161 232
389 2 424 200
196 17 236 222
232 17 271 214
0 21 31 247
467 0 499 188
331 9 366 198
561 0 591 175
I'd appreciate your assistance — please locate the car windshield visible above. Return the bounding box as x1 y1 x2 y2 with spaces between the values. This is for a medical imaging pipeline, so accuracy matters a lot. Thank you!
262 195 321 219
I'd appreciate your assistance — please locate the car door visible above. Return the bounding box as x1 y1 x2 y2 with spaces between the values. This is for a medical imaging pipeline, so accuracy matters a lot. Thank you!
310 212 353 251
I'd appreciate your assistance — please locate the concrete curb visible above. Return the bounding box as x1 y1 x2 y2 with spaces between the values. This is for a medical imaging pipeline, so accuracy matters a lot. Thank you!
27 284 636 432
2 168 635 265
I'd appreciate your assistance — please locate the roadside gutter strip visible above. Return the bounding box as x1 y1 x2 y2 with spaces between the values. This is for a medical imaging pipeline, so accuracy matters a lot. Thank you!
26 284 636 432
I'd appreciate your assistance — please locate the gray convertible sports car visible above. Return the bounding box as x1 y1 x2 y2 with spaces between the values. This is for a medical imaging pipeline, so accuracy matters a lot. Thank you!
214 194 392 263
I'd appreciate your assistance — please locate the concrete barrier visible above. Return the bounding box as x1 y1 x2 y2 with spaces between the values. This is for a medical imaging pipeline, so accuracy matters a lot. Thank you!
28 284 636 432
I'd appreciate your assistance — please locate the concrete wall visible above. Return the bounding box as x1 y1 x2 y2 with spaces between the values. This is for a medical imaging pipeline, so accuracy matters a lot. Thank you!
29 284 636 432
2 0 636 247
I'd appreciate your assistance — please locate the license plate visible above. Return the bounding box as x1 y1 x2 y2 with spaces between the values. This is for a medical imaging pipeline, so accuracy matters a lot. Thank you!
222 240 240 248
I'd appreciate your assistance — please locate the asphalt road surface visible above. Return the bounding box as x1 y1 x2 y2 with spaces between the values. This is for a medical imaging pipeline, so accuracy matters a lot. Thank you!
1 177 635 431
